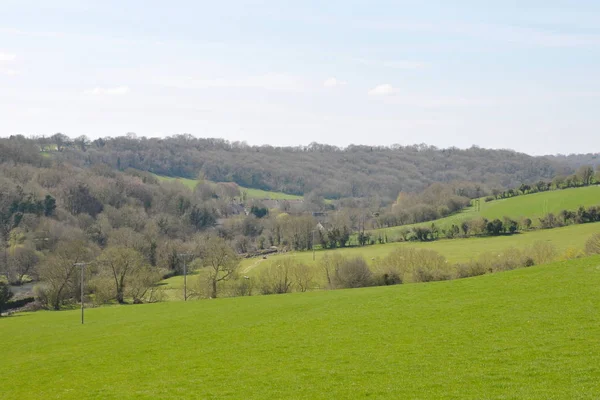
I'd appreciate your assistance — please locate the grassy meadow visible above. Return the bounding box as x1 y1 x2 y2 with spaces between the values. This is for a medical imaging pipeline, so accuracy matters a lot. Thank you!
157 222 600 297
2 255 600 399
240 221 600 274
155 174 304 201
374 185 600 239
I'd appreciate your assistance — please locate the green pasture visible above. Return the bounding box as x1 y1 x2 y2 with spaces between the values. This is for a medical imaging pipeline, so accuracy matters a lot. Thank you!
159 222 600 294
2 255 600 399
155 174 198 189
155 174 304 201
241 221 600 273
375 185 600 239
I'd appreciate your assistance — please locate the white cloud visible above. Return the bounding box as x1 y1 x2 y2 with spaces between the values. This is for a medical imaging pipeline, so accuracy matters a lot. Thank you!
368 84 398 96
0 53 16 62
84 86 131 96
323 77 347 87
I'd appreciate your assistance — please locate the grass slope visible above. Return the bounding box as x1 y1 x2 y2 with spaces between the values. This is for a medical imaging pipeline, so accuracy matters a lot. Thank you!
2 256 600 399
155 175 304 201
376 185 600 239
230 222 600 279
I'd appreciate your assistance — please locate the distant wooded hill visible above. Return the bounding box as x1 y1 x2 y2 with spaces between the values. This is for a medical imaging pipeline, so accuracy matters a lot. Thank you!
547 153 600 169
5 134 572 200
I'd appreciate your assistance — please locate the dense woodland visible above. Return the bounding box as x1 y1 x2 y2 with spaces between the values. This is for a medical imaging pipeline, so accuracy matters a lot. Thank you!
548 153 600 169
0 134 599 311
31 133 573 200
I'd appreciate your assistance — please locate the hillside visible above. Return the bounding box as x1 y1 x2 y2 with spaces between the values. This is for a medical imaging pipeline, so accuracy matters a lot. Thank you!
211 222 598 285
29 134 571 199
155 175 304 201
161 218 599 301
2 256 600 399
548 153 600 169
375 185 600 239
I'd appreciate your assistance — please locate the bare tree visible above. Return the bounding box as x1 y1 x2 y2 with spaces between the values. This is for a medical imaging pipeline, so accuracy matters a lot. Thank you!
292 262 314 292
201 236 239 298
8 245 40 285
319 253 346 288
36 240 95 310
259 259 294 295
127 265 164 303
97 246 145 303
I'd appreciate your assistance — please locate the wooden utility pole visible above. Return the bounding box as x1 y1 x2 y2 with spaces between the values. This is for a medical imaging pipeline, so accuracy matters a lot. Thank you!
178 253 193 301
73 262 92 324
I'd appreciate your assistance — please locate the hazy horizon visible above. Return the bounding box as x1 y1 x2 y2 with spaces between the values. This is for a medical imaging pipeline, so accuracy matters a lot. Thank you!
23 132 599 158
2 1 600 155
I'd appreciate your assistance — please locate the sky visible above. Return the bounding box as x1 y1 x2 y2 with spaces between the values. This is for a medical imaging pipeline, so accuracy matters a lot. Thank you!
1 0 600 155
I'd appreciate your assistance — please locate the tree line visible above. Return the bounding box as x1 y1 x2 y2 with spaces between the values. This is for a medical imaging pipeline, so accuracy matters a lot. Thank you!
15 133 572 200
380 202 600 245
373 164 600 232
162 232 600 301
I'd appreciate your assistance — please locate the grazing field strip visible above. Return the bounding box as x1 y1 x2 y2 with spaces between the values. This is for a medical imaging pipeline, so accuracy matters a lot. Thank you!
374 185 600 238
232 221 600 277
155 174 304 200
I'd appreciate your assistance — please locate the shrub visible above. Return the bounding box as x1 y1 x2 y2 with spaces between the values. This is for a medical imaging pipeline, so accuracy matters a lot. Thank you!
585 233 600 255
291 263 314 292
486 219 504 236
454 262 487 279
192 276 214 299
560 247 584 260
524 257 535 267
88 276 115 305
372 264 403 286
127 266 166 304
468 217 488 235
320 253 347 288
528 241 557 265
5 296 35 310
259 259 294 294
33 283 51 309
397 228 411 242
445 224 460 239
521 218 533 230
0 282 15 315
334 257 372 288
232 277 254 297
411 226 433 242
476 248 527 272
378 247 450 283
539 213 562 229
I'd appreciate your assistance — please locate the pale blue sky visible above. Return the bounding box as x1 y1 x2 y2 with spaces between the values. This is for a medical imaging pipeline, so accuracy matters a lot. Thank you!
1 0 599 154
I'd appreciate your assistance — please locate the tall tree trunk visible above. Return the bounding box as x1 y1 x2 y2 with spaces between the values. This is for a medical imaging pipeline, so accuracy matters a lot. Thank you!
53 284 66 310
211 279 218 298
117 275 125 303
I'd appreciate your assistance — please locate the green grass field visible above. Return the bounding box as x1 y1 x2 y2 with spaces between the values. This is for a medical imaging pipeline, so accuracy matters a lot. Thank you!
2 255 600 399
235 222 600 275
158 222 600 297
375 185 600 239
155 175 304 201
